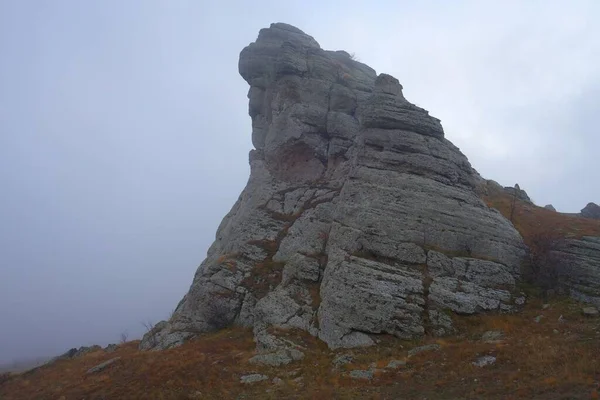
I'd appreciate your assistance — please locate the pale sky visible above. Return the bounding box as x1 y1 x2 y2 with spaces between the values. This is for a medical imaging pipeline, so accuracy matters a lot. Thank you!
1 1 598 364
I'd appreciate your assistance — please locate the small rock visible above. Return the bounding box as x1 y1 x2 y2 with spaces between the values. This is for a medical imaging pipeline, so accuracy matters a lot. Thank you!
348 369 373 380
240 374 269 384
86 357 120 374
292 376 304 386
515 296 526 306
249 349 304 367
558 315 566 323
408 344 441 357
534 315 543 323
272 377 284 385
542 304 550 310
472 356 496 367
284 369 301 377
332 353 354 368
544 204 556 212
104 344 118 353
386 359 407 369
481 330 504 342
583 307 599 317
553 329 559 334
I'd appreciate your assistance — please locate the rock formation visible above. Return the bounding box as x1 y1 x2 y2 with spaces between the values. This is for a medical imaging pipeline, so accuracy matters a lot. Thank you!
581 202 600 219
140 23 527 351
504 184 532 203
544 204 556 212
553 236 600 307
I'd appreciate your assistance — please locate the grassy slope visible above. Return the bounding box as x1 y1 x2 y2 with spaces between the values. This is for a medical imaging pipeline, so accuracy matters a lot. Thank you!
2 189 600 400
1 298 598 399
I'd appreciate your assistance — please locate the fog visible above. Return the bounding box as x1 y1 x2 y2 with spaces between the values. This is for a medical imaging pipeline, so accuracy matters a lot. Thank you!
1 0 598 364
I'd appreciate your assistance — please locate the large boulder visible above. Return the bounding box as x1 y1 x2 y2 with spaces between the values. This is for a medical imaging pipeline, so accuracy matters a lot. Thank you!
581 202 600 219
552 236 600 307
140 23 527 351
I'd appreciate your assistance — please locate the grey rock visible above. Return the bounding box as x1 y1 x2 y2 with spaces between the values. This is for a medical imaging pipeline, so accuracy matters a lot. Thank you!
544 204 556 212
104 344 118 353
86 357 120 374
348 369 374 380
248 349 305 366
534 315 543 323
408 344 441 357
332 353 354 368
272 377 284 385
240 374 269 384
515 296 526 306
581 202 600 219
472 356 496 367
141 23 527 352
549 236 600 307
386 359 407 369
504 183 531 203
481 330 504 342
583 306 599 317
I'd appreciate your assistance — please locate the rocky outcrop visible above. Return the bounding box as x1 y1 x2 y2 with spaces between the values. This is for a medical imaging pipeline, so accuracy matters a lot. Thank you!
581 202 600 219
140 23 527 351
544 204 556 212
553 236 600 307
504 184 531 203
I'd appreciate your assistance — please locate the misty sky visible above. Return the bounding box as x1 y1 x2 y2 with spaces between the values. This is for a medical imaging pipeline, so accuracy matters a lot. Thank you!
1 1 599 364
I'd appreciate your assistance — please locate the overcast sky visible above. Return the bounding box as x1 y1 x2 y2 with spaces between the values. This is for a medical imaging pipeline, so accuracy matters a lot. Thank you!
1 1 598 364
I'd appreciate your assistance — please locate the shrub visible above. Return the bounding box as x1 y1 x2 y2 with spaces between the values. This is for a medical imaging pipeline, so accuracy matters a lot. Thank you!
523 232 567 292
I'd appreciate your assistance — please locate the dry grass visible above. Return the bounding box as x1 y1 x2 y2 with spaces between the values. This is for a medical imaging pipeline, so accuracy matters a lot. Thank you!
482 186 600 244
2 298 598 400
3 187 599 399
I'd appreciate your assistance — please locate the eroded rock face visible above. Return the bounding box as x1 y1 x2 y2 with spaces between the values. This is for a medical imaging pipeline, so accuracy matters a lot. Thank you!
553 236 600 307
581 203 600 219
140 23 527 351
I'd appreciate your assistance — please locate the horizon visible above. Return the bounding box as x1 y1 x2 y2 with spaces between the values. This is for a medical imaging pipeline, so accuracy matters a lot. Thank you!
1 1 599 364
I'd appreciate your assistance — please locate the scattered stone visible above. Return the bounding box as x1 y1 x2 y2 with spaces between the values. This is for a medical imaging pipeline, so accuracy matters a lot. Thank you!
283 369 301 377
249 349 304 366
386 360 407 369
104 344 118 353
515 297 526 306
408 344 441 357
332 353 354 368
553 329 560 334
292 376 304 386
583 307 599 317
240 374 269 384
348 369 374 380
544 204 556 211
542 304 550 310
481 331 504 342
472 356 496 367
86 357 120 374
558 315 566 323
534 315 543 323
272 377 284 385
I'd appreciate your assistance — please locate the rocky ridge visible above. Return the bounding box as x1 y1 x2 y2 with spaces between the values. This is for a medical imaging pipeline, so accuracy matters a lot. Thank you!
140 23 527 352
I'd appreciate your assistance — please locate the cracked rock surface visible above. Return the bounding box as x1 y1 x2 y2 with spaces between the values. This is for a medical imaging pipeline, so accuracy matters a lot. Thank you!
140 23 527 351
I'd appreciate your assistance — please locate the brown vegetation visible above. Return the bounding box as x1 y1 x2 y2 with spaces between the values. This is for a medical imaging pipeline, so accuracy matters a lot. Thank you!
1 298 598 399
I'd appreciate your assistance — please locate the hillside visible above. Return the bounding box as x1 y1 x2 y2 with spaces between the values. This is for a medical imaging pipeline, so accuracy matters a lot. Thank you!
1 296 598 399
2 193 600 399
